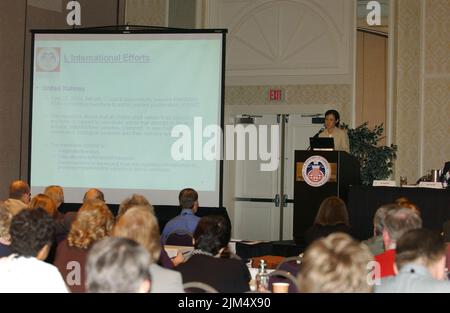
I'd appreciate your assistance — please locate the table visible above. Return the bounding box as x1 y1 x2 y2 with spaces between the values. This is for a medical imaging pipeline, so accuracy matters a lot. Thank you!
163 245 194 259
347 186 450 240
234 240 305 259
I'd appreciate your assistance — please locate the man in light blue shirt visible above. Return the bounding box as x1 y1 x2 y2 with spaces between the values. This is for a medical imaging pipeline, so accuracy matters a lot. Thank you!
161 188 200 244
375 228 450 293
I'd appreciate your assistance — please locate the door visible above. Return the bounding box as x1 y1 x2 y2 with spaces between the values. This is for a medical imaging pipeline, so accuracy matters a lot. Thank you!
232 114 280 241
284 114 324 240
231 113 324 241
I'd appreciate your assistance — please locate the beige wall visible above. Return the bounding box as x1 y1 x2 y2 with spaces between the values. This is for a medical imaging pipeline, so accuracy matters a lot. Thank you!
393 0 450 182
394 0 422 182
203 0 354 124
125 0 167 26
422 0 450 174
225 84 352 124
0 0 27 200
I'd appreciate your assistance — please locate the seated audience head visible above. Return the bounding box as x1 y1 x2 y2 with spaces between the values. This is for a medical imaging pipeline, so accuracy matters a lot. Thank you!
395 197 421 216
29 193 57 218
86 237 151 293
83 188 105 203
297 233 373 293
193 215 231 256
382 207 422 250
9 180 31 204
396 228 447 280
117 194 154 218
394 196 409 204
113 207 161 263
179 188 198 213
44 185 64 210
314 196 349 226
67 200 114 249
373 203 400 237
0 202 12 243
9 208 55 260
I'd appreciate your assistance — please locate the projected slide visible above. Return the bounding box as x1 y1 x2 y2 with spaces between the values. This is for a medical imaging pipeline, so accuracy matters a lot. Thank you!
30 32 223 206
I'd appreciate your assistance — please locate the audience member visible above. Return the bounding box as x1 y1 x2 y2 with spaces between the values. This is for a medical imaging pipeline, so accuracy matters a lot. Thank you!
305 196 351 245
0 209 68 292
53 200 114 292
4 180 30 215
362 203 400 256
395 197 421 215
375 229 450 292
117 193 154 218
0 202 12 257
44 185 76 239
83 188 105 202
374 207 422 278
113 207 184 293
29 194 57 218
161 188 200 244
176 215 251 293
443 220 450 271
117 194 178 268
86 237 151 293
297 233 373 293
44 185 64 211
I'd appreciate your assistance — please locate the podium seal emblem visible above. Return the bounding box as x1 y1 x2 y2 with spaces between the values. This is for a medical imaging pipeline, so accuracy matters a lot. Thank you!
302 156 331 187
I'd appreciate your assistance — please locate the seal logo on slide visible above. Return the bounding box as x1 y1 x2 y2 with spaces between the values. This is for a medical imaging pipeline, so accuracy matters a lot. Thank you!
302 156 331 187
36 47 60 72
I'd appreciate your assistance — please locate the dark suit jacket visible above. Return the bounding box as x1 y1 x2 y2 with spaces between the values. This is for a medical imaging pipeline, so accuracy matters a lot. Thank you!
0 243 11 258
176 254 251 293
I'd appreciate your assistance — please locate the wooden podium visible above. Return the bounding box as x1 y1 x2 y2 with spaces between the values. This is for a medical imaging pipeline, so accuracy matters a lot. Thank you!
293 151 361 244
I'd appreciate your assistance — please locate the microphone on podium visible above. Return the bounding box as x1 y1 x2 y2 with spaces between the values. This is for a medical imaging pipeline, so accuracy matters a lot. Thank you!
307 128 325 151
313 127 325 138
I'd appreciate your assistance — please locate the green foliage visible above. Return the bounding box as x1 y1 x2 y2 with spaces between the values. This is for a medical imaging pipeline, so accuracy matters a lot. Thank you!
341 123 397 185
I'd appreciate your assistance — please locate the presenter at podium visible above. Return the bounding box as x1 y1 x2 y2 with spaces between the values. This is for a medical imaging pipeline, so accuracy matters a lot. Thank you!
318 109 349 153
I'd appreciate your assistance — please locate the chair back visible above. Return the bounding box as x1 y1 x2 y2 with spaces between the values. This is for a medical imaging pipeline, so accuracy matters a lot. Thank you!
166 230 193 246
183 282 218 293
275 255 303 276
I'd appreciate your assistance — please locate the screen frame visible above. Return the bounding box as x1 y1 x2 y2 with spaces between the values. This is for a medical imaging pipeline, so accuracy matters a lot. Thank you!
28 27 227 207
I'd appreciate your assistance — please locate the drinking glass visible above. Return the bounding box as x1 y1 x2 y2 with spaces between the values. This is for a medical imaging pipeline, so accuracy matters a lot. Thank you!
400 176 407 187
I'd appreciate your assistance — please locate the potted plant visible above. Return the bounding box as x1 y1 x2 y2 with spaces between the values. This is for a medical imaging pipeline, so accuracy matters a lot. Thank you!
341 123 397 186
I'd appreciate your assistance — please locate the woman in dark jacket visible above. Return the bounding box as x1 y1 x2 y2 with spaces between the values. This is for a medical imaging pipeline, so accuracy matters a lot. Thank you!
176 215 250 293
305 196 351 246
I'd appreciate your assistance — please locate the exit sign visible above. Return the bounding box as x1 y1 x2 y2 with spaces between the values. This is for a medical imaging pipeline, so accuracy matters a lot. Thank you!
269 89 285 102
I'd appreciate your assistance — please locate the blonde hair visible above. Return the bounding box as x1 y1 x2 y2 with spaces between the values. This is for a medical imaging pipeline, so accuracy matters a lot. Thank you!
44 185 64 208
298 233 373 293
117 194 154 219
113 207 161 263
29 194 57 217
67 200 114 249
0 202 12 239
